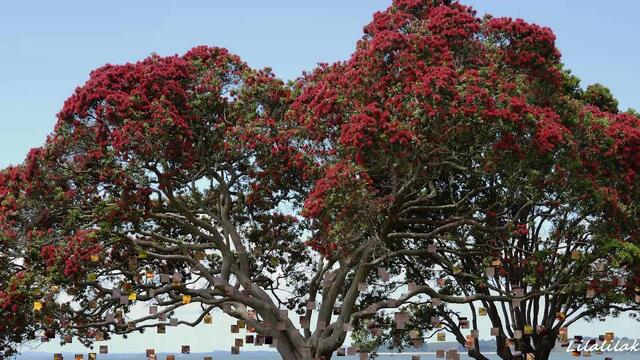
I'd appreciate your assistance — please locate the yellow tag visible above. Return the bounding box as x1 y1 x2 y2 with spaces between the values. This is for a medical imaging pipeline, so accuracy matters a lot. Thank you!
90 254 99 262
34 301 43 311
128 293 137 301
182 295 192 304
524 325 533 335
269 257 279 266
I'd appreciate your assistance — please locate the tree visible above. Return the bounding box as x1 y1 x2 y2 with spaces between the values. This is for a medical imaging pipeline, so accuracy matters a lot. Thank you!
0 164 45 357
0 46 442 360
291 1 640 359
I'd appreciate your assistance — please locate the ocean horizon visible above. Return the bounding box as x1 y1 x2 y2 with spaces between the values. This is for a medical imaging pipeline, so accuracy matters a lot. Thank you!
12 351 637 360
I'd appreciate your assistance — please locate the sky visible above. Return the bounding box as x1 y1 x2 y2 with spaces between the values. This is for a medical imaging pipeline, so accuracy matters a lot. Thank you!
1 0 639 355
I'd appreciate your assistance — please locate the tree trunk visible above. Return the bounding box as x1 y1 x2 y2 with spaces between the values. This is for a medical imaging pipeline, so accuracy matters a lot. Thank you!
314 345 335 360
532 336 556 360
274 341 335 360
273 334 309 360
275 343 304 360
314 353 333 360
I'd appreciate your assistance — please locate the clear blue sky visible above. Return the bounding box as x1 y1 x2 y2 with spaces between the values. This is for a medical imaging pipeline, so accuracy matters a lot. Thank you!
1 0 639 354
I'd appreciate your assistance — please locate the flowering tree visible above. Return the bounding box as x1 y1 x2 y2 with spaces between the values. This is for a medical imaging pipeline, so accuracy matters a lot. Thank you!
0 46 443 360
1 2 639 360
292 1 640 359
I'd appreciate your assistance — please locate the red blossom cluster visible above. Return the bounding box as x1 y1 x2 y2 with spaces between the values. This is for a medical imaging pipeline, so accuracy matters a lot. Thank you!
0 272 26 314
0 271 33 346
339 103 416 164
40 230 101 277
485 17 562 86
303 162 372 219
0 167 21 241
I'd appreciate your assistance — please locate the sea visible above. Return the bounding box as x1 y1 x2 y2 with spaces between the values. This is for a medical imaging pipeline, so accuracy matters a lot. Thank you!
13 352 638 360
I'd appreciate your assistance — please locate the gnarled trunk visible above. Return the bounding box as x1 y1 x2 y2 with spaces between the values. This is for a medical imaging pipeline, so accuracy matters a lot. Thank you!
532 334 556 360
